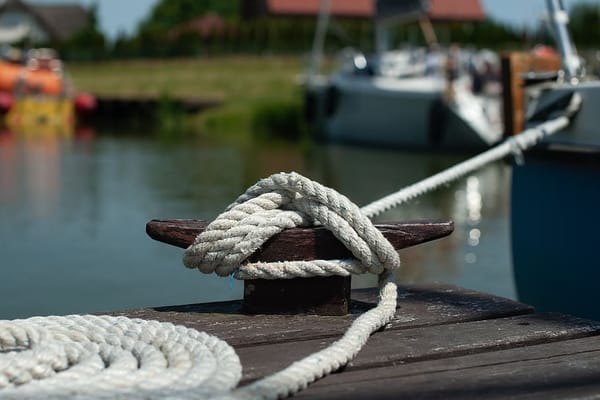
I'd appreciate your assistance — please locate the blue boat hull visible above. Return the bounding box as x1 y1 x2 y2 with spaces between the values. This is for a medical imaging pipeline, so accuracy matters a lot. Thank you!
512 148 600 320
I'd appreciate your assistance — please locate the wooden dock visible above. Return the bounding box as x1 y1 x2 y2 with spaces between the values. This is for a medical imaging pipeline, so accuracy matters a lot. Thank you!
86 95 221 121
110 283 600 399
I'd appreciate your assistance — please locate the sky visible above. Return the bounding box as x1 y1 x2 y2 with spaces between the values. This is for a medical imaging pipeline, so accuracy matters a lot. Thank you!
26 0 600 40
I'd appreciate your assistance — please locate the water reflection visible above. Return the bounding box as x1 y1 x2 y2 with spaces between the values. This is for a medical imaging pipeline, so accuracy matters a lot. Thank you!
0 131 514 318
466 176 482 223
0 130 16 205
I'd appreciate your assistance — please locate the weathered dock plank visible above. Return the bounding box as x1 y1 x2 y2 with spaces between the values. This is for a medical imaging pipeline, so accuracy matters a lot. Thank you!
92 95 221 117
112 283 600 399
298 336 600 399
110 284 532 347
237 313 600 383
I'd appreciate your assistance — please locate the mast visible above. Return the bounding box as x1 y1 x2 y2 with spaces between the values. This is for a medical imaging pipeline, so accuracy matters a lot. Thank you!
308 0 331 83
545 0 582 81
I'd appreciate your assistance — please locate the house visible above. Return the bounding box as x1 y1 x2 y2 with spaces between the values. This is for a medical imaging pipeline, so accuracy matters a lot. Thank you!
0 0 90 44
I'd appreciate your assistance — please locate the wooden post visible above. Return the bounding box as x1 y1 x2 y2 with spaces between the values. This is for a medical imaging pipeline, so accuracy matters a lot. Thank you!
418 17 438 47
501 52 562 137
146 219 454 315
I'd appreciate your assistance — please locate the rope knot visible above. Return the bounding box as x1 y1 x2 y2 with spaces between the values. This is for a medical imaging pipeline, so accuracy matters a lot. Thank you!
183 172 400 280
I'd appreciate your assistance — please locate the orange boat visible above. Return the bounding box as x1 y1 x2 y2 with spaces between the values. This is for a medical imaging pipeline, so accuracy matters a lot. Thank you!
0 53 64 96
0 48 96 132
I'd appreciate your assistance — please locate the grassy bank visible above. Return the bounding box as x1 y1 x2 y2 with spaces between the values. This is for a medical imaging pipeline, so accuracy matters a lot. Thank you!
68 55 310 140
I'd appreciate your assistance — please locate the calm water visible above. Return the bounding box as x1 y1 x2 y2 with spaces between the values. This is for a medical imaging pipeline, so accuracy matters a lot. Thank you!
0 129 513 319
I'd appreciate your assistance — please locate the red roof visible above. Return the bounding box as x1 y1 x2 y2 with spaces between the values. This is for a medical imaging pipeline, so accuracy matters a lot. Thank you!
428 0 485 21
264 0 485 21
266 0 372 17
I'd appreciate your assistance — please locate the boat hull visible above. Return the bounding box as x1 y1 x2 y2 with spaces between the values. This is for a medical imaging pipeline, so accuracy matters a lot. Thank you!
512 80 600 320
511 145 600 320
5 96 74 136
306 75 498 150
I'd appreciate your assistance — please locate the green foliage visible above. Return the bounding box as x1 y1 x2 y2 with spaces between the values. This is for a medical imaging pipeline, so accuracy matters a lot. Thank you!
56 3 107 61
252 98 309 140
121 0 234 58
140 0 238 31
69 56 306 140
112 32 140 59
569 3 600 49
156 92 187 138
448 20 523 49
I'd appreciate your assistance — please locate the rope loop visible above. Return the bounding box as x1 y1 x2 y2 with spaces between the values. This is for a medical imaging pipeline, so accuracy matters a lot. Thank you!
183 172 400 280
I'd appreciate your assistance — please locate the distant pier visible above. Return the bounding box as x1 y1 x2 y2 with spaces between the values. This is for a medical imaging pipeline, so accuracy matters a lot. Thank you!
87 94 222 121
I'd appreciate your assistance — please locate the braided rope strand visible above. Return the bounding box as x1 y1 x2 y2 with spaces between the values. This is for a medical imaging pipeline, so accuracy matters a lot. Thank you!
234 259 367 280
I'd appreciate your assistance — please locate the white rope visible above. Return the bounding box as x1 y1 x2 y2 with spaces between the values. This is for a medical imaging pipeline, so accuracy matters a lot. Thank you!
230 271 397 400
183 172 400 279
361 115 569 217
235 259 367 280
2 173 400 400
0 315 241 399
180 172 402 398
361 109 576 218
182 172 401 398
0 95 581 399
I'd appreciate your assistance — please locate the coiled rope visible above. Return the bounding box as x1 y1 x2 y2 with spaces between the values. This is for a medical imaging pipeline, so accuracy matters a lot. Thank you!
1 173 400 400
0 96 580 399
0 315 241 399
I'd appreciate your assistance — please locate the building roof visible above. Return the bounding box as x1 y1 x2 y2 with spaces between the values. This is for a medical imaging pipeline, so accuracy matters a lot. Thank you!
427 0 485 21
0 0 89 42
260 0 486 21
267 0 372 18
32 4 89 41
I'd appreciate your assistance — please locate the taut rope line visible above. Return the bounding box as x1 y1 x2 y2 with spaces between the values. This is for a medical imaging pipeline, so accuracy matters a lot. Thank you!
0 96 581 399
362 99 579 217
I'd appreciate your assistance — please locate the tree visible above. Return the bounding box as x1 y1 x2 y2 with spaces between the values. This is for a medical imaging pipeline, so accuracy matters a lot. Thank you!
139 0 238 32
60 2 107 61
569 3 600 49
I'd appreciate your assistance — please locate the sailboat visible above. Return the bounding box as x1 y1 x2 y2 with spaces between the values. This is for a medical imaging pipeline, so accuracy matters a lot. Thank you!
304 0 503 150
